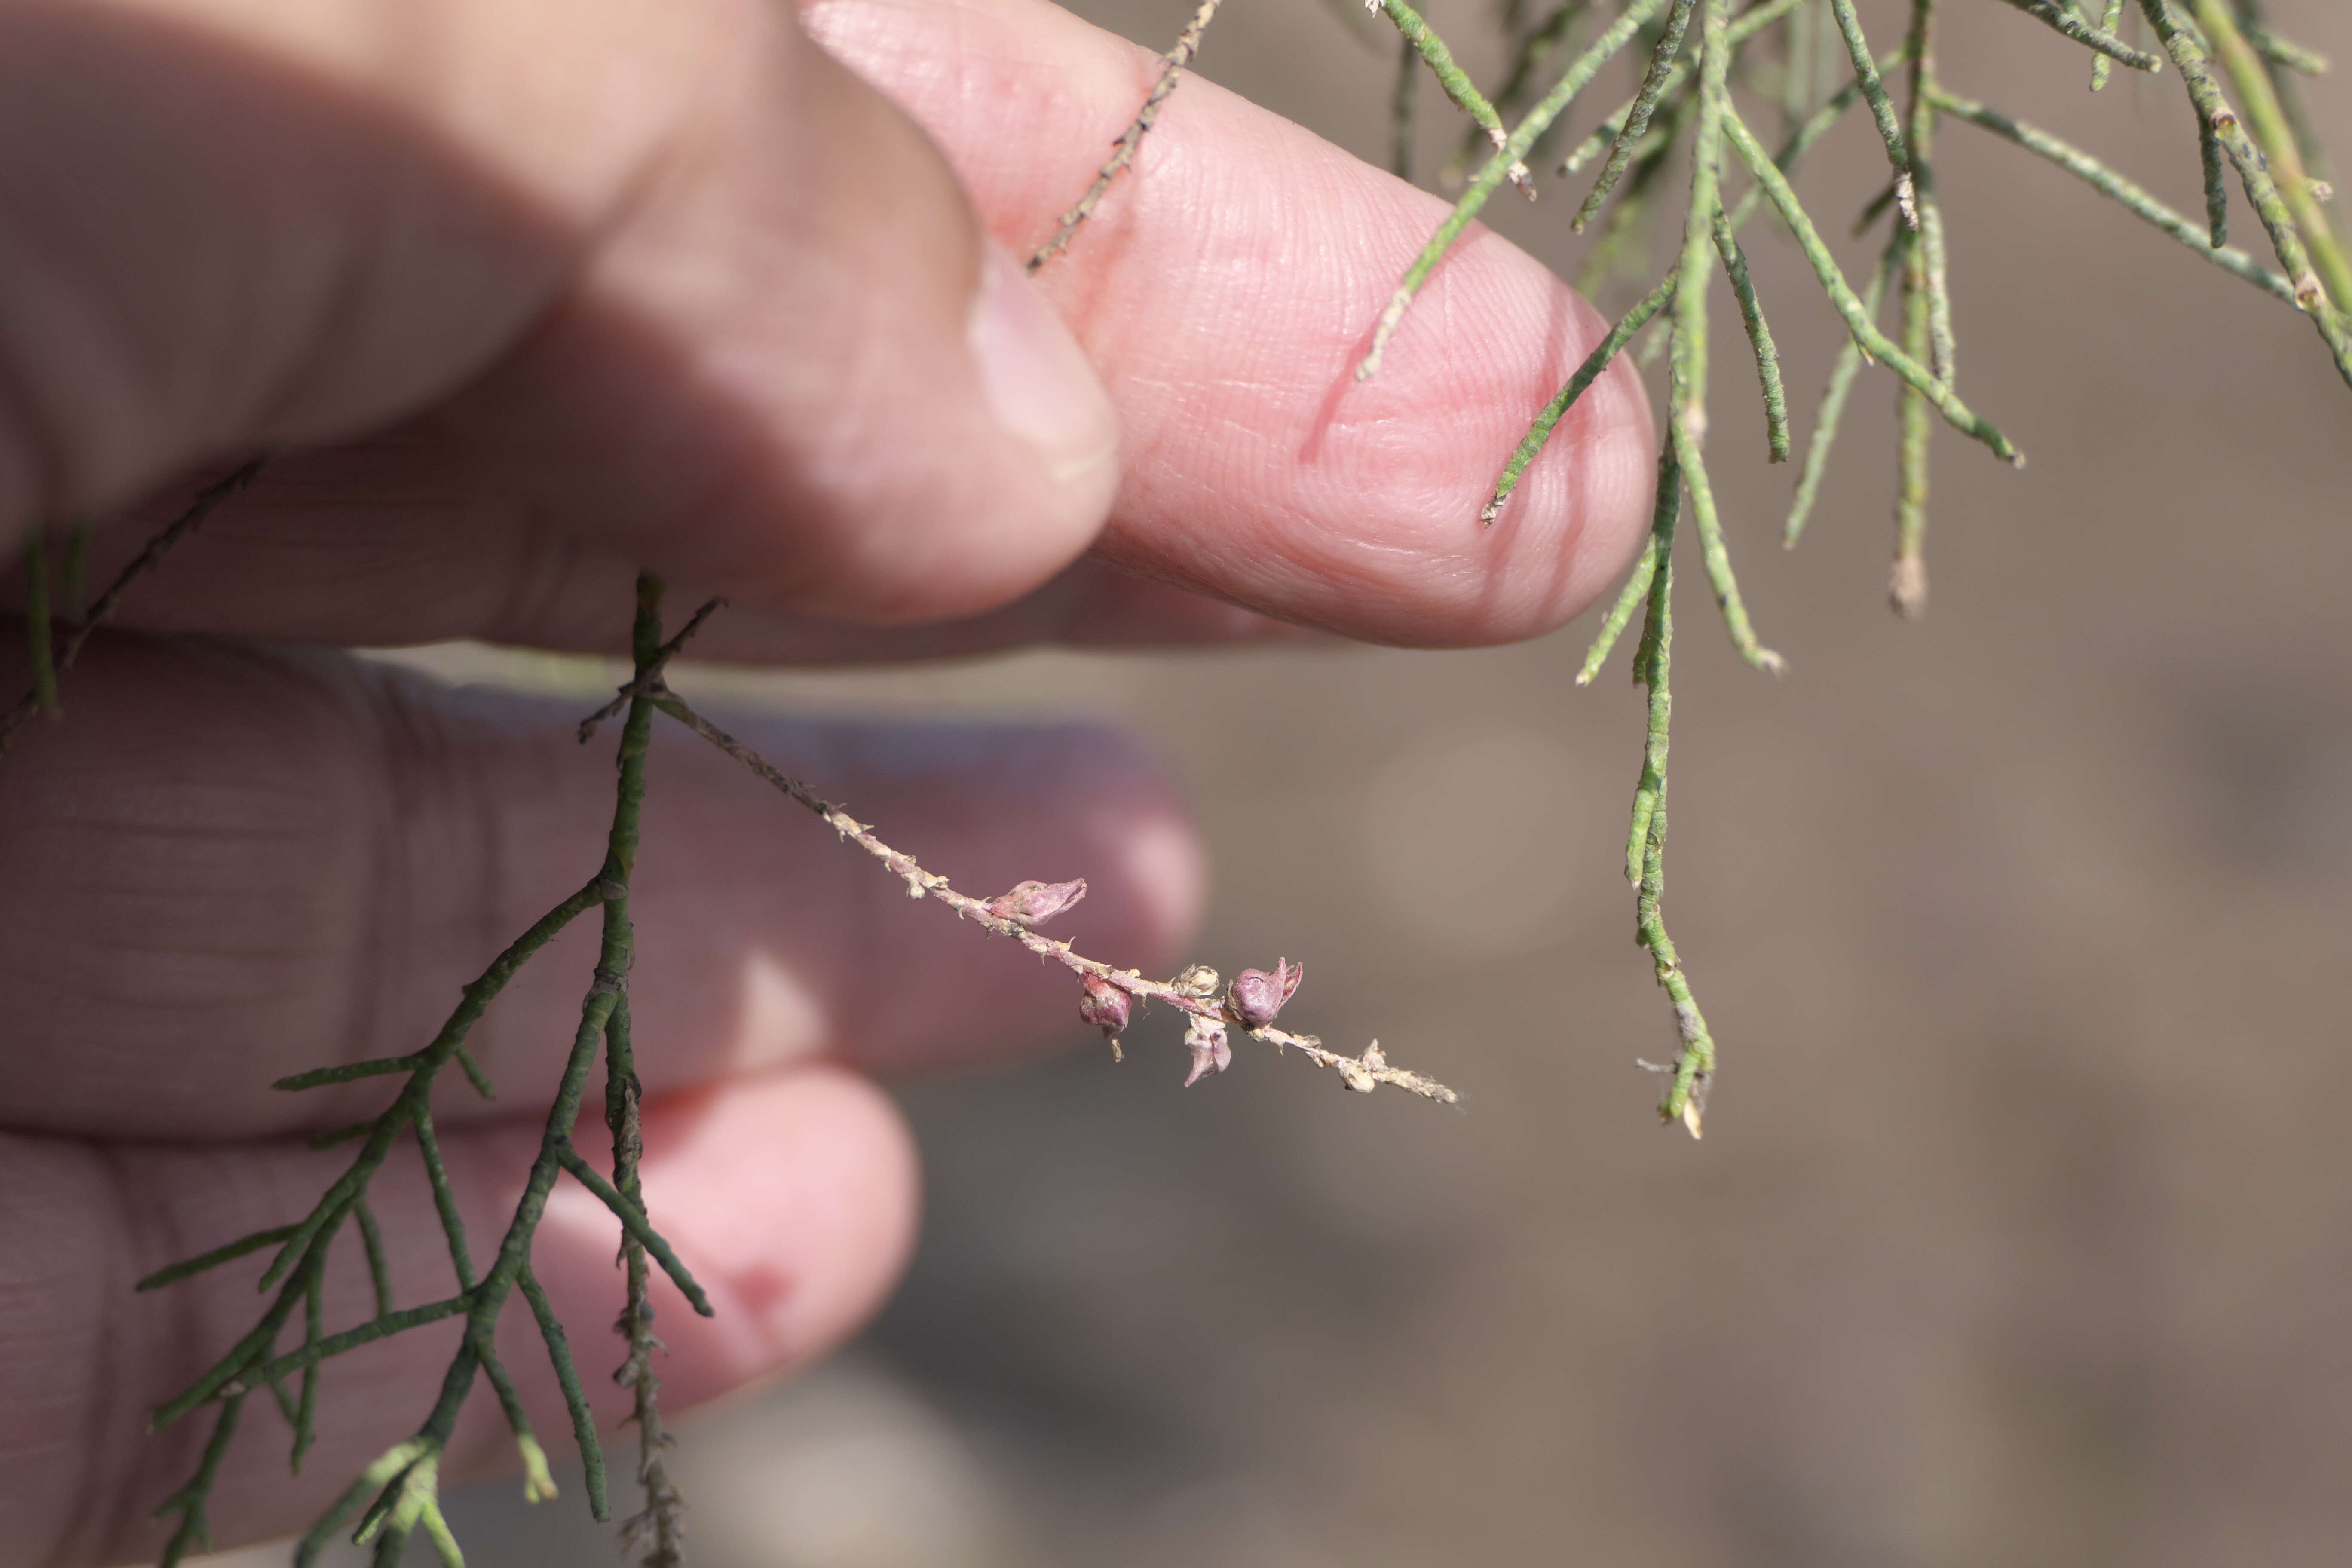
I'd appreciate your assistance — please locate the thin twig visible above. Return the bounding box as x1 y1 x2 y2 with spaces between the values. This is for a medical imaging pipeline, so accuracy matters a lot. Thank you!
554 1142 714 1316
1904 0 1957 385
1442 0 1589 184
650 690 1457 1101
1557 0 1819 175
1995 0 2164 70
520 1261 608 1522
1579 441 1681 686
155 1396 243 1568
1487 282 1672 526
2090 0 2127 88
1488 37 1907 527
1712 204 1790 462
1027 0 1227 273
579 596 724 743
1721 104 2021 465
2141 0 2352 385
1828 0 1919 228
1374 0 1534 193
1358 0 1667 381
1930 88 2296 303
1572 0 1700 232
1 457 263 756
603 996 686 1567
1622 438 1712 1138
2184 0 2350 312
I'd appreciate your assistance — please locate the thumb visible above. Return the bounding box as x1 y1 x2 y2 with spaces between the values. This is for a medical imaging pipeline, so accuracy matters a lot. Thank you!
0 0 1120 623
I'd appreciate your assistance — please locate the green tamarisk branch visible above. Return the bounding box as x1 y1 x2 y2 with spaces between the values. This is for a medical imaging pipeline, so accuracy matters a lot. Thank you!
1998 0 2166 70
1712 204 1790 462
1828 0 1919 228
2 457 263 757
1621 439 1713 1136
2187 0 2350 310
1357 0 1667 380
1719 102 2020 463
1488 34 1909 526
1902 0 1955 388
603 992 686 1568
1557 0 1818 175
1927 87 2297 303
1375 0 1536 191
136 1225 303 1293
1890 0 1942 616
1572 0 1700 231
1488 278 1672 527
1442 0 1592 184
553 1142 715 1316
2090 0 2129 88
2139 0 2352 384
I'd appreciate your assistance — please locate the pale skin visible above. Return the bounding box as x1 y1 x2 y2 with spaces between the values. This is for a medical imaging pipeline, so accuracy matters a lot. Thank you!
0 0 1653 1560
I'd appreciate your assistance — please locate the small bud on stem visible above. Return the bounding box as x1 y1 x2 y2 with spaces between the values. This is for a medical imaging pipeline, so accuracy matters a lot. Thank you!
1226 959 1305 1029
983 878 1087 926
1183 1014 1233 1087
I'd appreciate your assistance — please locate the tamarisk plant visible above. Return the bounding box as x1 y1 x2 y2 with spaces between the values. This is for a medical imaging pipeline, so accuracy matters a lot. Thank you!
0 0 2341 1563
1078 0 2344 1137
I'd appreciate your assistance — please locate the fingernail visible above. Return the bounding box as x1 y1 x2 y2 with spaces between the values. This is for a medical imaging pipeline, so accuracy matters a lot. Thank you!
968 240 1118 487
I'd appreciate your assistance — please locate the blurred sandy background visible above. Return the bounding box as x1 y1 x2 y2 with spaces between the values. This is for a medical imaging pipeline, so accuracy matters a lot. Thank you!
211 1 2352 1564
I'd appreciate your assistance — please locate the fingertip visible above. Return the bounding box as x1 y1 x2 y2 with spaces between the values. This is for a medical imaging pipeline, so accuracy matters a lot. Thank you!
540 1067 919 1406
1472 332 1659 642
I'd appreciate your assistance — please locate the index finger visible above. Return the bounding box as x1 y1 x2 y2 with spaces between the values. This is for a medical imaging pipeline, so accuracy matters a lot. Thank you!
43 0 1654 657
806 0 1657 647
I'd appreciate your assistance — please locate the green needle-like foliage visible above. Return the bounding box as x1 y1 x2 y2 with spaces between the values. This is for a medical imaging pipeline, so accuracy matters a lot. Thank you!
1360 0 2338 1133
1573 0 1700 230
1376 0 1535 190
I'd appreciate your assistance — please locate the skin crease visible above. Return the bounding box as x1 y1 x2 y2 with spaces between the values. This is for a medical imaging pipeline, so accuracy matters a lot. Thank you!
0 0 1654 1561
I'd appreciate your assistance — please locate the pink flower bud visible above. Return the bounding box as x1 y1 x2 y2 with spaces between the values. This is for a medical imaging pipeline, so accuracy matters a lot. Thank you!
1226 958 1303 1029
1183 1015 1232 1087
1078 974 1131 1039
983 878 1087 927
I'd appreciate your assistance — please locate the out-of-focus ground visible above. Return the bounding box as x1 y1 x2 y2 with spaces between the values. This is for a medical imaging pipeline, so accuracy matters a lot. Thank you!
210 2 2352 1564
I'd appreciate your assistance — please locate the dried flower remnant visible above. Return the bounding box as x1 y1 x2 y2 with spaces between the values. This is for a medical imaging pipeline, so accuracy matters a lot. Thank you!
1226 959 1304 1029
1171 963 1221 999
1183 1013 1234 1087
983 877 1088 926
1078 973 1133 1060
1335 1041 1391 1094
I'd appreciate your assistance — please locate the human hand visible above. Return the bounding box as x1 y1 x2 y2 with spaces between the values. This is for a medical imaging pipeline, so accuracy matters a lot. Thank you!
0 0 1651 1559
